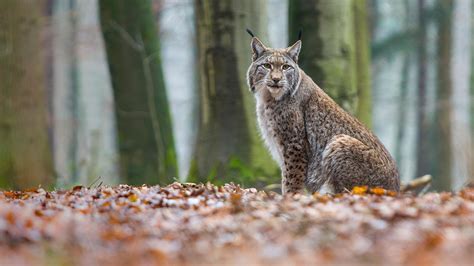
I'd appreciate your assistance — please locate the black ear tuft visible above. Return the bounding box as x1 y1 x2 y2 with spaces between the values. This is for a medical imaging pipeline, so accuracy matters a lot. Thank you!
246 28 255 38
298 29 302 41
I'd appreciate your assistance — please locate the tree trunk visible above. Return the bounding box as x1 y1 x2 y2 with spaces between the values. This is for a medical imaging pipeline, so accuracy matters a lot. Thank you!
267 0 289 48
450 0 472 189
353 0 372 127
52 0 79 186
470 0 474 186
432 0 453 191
289 0 371 125
99 0 177 185
190 0 277 185
0 0 54 189
53 0 118 187
232 0 279 183
396 53 411 164
416 0 432 178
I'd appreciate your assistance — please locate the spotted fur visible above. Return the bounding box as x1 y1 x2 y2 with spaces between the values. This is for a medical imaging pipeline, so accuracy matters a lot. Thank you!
246 37 400 195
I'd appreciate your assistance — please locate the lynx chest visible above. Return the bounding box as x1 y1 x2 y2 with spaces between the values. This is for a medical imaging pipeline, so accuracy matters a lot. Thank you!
256 100 285 167
256 95 305 168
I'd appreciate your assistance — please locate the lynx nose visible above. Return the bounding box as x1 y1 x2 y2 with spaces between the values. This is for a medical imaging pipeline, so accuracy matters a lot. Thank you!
272 76 281 83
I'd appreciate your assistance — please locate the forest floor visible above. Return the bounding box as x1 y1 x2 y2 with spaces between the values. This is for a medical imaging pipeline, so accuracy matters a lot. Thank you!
0 183 473 265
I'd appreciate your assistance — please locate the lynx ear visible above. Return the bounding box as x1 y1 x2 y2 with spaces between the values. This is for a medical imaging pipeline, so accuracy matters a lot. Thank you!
251 37 267 61
286 40 302 63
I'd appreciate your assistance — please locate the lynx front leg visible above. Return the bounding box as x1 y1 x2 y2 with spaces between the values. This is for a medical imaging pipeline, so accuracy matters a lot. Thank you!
281 142 308 195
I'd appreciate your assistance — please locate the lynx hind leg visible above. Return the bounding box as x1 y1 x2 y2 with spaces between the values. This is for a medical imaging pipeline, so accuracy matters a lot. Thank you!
321 134 396 193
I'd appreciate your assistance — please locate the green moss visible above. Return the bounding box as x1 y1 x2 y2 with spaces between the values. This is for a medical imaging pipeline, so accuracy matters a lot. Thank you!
186 154 279 188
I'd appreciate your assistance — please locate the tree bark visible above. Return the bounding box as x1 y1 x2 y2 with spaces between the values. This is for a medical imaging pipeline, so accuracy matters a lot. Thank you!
450 0 472 189
416 0 432 178
52 0 79 186
289 0 371 125
190 0 277 184
289 0 372 126
99 0 177 185
396 53 411 164
232 0 279 182
432 0 453 191
0 0 54 189
353 0 372 127
470 0 474 186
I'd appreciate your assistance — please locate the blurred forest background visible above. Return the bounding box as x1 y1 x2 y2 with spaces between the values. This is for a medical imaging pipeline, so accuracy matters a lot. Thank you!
1 0 473 191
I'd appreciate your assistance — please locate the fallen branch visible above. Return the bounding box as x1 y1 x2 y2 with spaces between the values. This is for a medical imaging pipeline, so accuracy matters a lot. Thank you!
401 175 432 195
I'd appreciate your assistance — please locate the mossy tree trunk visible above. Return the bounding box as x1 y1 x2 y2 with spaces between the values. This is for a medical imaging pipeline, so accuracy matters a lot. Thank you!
190 0 278 185
353 0 372 127
232 0 279 183
0 0 54 189
99 0 177 185
288 0 372 126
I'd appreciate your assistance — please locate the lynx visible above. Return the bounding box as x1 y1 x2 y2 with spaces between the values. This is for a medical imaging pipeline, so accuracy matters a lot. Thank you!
246 36 400 195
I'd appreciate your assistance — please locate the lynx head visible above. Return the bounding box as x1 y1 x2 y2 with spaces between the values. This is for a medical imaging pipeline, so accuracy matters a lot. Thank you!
246 37 302 100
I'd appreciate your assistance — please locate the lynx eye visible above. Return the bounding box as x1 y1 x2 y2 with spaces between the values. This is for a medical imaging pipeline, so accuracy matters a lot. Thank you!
282 64 291 70
262 63 272 69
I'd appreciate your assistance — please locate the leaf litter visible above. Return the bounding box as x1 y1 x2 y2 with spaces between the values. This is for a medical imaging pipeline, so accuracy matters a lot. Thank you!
0 183 473 265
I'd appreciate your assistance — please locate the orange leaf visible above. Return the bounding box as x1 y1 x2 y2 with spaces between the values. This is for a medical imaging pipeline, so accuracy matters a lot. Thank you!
352 186 368 195
128 194 139 202
313 193 330 203
3 191 16 198
386 190 397 197
370 187 387 195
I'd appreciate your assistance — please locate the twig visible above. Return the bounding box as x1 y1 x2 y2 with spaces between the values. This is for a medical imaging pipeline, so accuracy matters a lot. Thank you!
401 175 432 195
88 176 102 189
